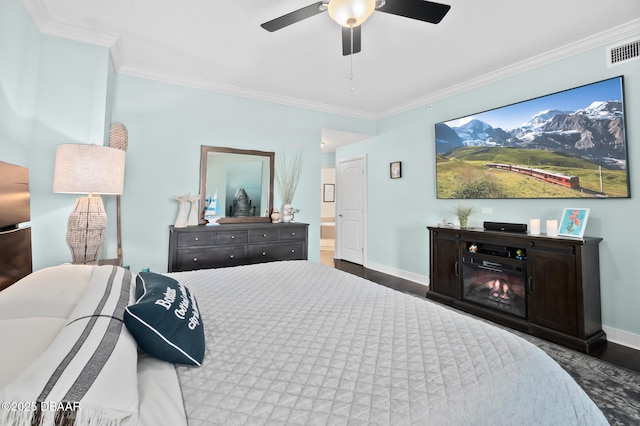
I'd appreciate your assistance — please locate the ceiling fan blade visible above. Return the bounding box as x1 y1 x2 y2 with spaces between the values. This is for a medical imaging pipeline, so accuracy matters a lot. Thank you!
261 2 326 32
342 26 362 56
377 0 451 24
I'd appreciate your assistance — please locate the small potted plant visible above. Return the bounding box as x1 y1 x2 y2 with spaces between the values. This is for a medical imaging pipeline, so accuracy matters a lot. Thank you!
453 205 476 229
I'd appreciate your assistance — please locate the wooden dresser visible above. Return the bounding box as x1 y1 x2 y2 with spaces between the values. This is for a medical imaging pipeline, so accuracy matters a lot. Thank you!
427 226 605 353
168 223 309 272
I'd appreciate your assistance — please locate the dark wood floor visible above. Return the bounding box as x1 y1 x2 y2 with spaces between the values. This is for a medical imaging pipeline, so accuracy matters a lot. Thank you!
333 259 640 374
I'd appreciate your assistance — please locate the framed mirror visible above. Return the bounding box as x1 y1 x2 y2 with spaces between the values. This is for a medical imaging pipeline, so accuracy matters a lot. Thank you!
199 146 274 224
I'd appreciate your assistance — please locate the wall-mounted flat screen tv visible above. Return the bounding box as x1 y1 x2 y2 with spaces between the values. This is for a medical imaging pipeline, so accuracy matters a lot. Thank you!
435 76 629 199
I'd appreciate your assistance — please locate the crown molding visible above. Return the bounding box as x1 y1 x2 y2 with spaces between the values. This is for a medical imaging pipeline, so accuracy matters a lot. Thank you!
20 0 639 121
20 0 49 30
117 64 378 120
20 0 375 120
42 21 119 49
70 16 640 121
109 37 124 70
21 0 119 48
378 18 640 119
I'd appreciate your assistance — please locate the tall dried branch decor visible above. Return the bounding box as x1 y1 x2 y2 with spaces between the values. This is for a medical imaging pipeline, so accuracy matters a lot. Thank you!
276 152 303 205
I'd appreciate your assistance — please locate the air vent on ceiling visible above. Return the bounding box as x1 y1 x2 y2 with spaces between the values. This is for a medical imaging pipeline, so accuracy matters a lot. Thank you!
607 39 640 66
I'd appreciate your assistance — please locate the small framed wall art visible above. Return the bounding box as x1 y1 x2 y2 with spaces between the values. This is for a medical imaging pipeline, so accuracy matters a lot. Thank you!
323 183 335 202
390 161 402 179
558 208 590 238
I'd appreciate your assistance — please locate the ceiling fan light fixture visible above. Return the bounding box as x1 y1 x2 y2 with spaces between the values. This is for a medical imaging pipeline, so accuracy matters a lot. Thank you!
328 0 375 27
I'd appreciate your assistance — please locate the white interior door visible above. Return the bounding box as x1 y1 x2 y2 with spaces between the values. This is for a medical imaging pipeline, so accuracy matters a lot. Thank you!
336 156 365 265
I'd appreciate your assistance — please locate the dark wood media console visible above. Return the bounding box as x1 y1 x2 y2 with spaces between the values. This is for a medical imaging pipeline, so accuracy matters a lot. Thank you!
427 226 606 353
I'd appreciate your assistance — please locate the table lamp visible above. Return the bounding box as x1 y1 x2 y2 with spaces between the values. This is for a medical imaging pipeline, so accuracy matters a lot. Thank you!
53 144 125 264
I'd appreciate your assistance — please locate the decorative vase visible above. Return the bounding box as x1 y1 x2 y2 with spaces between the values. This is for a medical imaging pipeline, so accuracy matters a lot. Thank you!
453 205 475 230
458 216 468 229
282 204 293 223
186 194 200 226
174 194 190 228
271 209 281 223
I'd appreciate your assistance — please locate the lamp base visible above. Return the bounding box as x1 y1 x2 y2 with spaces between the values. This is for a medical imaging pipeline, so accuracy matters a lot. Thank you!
66 196 107 264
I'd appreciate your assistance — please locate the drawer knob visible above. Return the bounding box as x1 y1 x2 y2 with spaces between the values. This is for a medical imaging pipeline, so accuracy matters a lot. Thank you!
195 237 199 241
291 249 295 253
291 232 295 236
193 257 198 262
231 235 235 239
263 233 267 237
230 254 234 259
262 252 266 256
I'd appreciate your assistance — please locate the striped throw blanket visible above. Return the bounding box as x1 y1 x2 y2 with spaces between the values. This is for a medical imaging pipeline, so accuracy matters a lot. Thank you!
0 266 139 426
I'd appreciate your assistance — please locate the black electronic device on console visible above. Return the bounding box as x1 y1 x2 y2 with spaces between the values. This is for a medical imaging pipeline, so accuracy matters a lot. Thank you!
483 221 528 233
476 243 513 257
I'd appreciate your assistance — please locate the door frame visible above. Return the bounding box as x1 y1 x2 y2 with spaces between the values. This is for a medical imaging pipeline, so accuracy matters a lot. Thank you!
335 154 367 265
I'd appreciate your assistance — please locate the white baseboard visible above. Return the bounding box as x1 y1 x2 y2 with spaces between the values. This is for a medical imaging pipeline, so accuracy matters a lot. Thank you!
603 326 640 351
361 261 640 352
364 261 429 286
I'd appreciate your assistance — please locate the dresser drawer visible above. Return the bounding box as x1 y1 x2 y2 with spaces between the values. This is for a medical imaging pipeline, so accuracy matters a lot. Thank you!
169 223 308 272
175 247 247 271
249 228 279 243
279 226 306 241
249 242 305 263
215 230 248 245
176 231 215 247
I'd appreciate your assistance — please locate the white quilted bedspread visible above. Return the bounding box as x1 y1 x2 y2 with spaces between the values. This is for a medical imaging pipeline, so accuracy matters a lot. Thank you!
171 261 607 425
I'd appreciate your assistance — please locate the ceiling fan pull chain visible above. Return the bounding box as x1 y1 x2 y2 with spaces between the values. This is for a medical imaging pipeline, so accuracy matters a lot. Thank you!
349 23 355 91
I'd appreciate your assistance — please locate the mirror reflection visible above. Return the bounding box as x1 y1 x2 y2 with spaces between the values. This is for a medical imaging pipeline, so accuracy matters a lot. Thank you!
200 146 274 224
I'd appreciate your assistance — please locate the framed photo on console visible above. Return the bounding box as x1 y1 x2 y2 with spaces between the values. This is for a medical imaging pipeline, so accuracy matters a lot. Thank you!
558 208 590 238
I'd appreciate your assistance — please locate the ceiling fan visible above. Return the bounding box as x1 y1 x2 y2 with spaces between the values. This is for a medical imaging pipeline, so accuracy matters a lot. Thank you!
261 0 451 56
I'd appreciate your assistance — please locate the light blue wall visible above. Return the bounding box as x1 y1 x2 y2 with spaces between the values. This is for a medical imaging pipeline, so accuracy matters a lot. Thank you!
3 0 638 342
1 0 127 269
338 108 432 276
0 0 39 167
110 74 376 272
28 36 113 271
321 152 336 168
103 58 120 259
337 37 640 339
0 0 376 274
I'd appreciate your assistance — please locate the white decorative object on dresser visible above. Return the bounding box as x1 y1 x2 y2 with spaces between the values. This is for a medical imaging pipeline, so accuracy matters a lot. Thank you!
186 194 200 226
173 194 190 228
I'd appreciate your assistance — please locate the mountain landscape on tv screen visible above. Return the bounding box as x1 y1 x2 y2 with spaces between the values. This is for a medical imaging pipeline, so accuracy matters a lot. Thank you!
436 100 626 170
435 82 630 199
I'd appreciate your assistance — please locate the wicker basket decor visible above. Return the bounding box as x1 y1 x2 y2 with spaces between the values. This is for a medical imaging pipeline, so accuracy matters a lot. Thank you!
109 123 128 151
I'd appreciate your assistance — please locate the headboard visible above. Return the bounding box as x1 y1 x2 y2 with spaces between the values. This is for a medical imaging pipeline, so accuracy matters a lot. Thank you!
0 161 32 290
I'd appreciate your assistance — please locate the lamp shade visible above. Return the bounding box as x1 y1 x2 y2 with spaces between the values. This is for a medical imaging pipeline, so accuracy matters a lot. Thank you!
328 0 375 27
53 144 125 195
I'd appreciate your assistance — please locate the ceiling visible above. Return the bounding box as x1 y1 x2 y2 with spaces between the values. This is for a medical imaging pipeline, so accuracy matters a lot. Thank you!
22 1 640 124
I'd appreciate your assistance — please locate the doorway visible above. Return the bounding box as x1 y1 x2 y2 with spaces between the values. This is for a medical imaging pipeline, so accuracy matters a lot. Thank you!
320 167 336 266
335 155 366 265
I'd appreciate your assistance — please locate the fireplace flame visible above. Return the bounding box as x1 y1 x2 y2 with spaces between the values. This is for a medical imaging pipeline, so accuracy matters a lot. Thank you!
485 279 513 301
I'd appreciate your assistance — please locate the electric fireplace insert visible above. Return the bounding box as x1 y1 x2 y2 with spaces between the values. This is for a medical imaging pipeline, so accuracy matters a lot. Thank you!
462 253 527 318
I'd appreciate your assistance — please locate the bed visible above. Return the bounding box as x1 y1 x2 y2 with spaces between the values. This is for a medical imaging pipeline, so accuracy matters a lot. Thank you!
0 261 607 425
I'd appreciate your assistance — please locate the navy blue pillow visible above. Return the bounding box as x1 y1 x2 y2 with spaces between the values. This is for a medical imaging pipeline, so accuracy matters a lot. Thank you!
124 272 205 366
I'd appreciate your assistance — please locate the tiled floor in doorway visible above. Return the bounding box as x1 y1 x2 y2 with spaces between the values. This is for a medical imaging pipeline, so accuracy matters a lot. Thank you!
320 238 335 267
